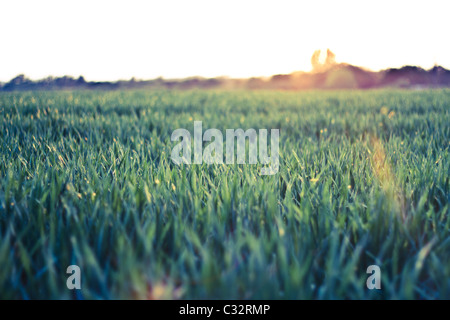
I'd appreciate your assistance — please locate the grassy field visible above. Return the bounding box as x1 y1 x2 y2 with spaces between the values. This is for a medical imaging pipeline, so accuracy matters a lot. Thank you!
0 89 449 299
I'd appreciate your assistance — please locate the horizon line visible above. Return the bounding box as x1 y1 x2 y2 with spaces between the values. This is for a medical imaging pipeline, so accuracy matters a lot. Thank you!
1 62 449 84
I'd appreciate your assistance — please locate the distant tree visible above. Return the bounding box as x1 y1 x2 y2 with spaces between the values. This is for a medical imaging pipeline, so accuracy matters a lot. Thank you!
76 76 86 85
3 74 31 91
9 74 28 85
311 50 321 71
325 49 336 66
311 49 336 72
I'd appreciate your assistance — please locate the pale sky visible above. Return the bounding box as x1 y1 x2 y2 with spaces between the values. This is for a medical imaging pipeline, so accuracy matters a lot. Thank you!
0 0 449 82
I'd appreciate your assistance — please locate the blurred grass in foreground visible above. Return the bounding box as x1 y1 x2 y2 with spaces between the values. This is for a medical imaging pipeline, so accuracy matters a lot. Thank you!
0 89 449 299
